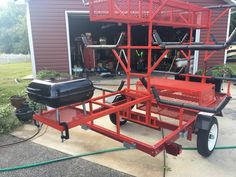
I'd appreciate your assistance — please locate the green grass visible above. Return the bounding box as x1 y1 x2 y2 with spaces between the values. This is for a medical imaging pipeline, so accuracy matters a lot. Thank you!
0 62 32 106
226 62 236 75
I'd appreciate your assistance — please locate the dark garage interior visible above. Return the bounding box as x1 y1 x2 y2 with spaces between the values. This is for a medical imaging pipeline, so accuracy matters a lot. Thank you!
68 14 194 75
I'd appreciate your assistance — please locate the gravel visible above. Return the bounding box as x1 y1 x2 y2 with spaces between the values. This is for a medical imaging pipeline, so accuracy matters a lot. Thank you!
0 135 132 177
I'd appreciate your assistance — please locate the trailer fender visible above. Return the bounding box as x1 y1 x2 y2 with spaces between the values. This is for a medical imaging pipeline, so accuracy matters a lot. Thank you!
195 112 215 131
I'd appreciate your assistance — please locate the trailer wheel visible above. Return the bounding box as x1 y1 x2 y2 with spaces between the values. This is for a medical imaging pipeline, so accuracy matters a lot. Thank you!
109 95 130 126
197 117 218 157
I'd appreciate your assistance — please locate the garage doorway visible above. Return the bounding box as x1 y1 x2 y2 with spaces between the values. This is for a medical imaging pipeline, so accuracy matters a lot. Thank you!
66 11 196 76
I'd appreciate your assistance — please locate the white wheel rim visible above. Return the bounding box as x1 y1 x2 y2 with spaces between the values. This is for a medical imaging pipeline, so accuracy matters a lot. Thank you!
208 123 218 151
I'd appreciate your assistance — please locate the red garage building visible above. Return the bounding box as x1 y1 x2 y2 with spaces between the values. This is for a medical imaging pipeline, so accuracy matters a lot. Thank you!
20 0 234 77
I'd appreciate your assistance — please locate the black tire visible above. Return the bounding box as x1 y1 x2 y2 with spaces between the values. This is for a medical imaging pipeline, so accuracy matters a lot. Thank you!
109 95 129 126
197 117 219 157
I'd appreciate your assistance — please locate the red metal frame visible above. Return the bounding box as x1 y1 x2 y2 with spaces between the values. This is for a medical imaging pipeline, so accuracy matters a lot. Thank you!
33 0 232 157
89 0 210 28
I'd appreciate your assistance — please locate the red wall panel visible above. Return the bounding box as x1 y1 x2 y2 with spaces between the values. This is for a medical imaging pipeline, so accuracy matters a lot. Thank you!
29 0 87 73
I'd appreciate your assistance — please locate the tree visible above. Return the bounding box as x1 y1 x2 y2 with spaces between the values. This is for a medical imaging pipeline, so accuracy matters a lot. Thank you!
0 2 29 54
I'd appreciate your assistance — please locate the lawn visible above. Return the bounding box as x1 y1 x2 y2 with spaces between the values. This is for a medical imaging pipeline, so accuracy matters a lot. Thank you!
0 62 32 106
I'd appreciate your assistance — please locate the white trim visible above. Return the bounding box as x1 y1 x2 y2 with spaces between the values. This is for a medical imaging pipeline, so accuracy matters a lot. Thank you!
82 0 89 6
26 2 36 78
65 10 89 14
65 11 89 76
65 12 72 76
223 0 236 4
193 29 201 74
224 9 232 64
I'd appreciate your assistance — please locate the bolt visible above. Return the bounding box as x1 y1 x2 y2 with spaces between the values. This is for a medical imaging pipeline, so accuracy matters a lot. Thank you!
209 134 215 139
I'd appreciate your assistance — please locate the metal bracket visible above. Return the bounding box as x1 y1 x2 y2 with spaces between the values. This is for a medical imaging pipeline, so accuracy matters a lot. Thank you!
81 125 90 130
123 142 136 149
82 103 87 116
59 122 70 142
179 130 188 138
82 32 125 49
166 143 182 156
56 109 60 122
33 119 40 128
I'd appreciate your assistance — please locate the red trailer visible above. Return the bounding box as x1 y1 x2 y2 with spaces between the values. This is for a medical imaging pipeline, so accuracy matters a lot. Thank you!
28 0 236 157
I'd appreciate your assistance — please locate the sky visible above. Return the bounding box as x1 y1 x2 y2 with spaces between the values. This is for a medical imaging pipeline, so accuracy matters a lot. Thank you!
0 0 26 8
0 0 9 8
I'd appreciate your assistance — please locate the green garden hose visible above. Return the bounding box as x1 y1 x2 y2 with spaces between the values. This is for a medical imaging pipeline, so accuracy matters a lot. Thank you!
0 147 129 172
183 146 236 150
1 145 236 172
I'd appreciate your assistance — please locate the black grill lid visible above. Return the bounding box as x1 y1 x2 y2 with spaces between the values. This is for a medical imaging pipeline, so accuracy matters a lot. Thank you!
27 78 94 108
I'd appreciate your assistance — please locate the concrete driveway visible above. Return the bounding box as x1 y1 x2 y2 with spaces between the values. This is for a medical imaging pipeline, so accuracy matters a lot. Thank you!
12 78 236 177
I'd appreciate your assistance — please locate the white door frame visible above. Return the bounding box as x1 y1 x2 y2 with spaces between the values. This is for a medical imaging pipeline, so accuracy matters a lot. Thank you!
193 29 201 74
224 9 231 64
65 11 89 75
26 2 37 78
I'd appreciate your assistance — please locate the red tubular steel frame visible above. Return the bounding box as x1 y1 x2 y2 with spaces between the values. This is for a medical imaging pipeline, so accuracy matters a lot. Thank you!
33 0 232 157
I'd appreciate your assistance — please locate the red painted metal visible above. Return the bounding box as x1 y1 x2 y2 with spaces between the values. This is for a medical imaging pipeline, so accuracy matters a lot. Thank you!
89 0 210 28
137 77 216 106
150 50 170 73
32 0 232 157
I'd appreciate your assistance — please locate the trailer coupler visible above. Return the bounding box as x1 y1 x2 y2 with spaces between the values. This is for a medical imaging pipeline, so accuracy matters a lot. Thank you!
165 143 182 156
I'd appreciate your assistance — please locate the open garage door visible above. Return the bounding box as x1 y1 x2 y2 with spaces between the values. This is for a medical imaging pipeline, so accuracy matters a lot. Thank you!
67 13 196 75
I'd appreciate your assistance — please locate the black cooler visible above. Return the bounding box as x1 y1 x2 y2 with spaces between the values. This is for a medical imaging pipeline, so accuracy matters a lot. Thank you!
27 79 94 108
